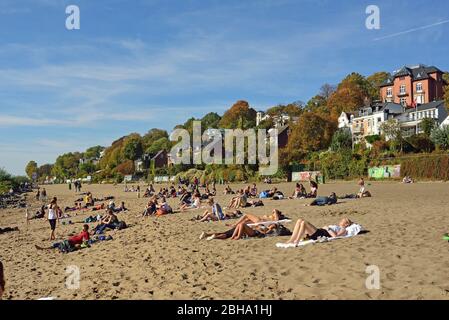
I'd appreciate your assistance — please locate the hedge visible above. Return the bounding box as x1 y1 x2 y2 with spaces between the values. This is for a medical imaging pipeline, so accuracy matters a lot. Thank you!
401 154 449 181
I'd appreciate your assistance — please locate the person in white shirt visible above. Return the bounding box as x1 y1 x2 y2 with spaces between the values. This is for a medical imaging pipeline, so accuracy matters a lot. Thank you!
47 197 60 241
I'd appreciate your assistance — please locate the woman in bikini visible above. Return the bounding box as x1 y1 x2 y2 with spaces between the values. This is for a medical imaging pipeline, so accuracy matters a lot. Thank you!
285 217 353 245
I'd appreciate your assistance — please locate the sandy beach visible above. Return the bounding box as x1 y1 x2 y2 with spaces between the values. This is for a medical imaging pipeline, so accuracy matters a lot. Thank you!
1 181 449 300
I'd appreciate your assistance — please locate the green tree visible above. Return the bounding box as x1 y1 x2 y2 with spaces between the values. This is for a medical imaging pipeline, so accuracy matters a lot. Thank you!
443 72 449 111
420 117 436 137
123 135 143 161
25 161 38 179
431 125 449 150
147 137 172 155
142 129 169 150
380 119 403 152
330 129 352 152
366 72 390 101
84 146 105 160
201 112 221 131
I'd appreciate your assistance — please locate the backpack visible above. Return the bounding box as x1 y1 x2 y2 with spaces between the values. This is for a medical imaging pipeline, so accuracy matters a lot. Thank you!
117 221 127 230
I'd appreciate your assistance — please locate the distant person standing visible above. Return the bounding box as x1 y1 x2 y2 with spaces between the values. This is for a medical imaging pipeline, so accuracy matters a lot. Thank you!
78 181 82 193
40 188 47 202
68 181 72 191
47 197 59 241
358 177 365 194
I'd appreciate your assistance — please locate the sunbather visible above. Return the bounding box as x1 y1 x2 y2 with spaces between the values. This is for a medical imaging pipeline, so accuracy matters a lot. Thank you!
306 192 337 206
197 198 225 222
289 183 307 199
94 210 120 234
227 209 286 228
285 217 353 244
228 190 248 208
180 193 201 211
35 224 90 252
143 198 157 216
307 181 318 198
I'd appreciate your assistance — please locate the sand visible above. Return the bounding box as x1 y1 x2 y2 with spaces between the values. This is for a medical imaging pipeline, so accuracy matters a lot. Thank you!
1 181 449 300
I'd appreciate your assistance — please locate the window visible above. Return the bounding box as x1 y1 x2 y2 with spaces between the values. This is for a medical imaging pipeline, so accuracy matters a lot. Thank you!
386 87 393 97
400 85 406 95
400 97 407 106
416 83 423 92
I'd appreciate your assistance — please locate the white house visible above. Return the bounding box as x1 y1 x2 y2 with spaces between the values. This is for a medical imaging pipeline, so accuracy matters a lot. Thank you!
394 100 448 136
338 112 355 129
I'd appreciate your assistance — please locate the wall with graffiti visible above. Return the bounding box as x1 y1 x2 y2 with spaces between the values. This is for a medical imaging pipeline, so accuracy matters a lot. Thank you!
368 165 401 179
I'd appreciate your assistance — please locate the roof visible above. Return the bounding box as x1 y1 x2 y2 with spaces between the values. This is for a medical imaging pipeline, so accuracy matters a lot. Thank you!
402 100 445 113
151 150 167 160
380 65 443 87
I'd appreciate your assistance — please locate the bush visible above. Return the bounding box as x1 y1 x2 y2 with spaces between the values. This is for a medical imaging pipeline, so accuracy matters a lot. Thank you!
401 154 449 181
431 126 449 150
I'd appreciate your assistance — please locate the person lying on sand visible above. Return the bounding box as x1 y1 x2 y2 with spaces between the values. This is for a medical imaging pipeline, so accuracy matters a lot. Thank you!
284 218 353 245
199 219 290 241
226 209 286 228
35 224 90 253
305 193 337 206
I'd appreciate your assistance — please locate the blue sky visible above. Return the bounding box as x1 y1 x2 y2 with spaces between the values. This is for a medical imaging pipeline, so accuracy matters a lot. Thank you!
0 0 448 175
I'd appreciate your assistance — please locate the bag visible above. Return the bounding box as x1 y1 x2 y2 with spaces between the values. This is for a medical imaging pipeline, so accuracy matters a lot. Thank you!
271 225 292 237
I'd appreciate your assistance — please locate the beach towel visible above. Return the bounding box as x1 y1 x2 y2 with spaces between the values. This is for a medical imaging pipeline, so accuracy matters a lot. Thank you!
259 191 269 198
275 223 363 248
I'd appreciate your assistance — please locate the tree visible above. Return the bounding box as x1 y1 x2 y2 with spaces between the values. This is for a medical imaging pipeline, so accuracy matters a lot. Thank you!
286 112 337 157
123 134 143 161
330 129 352 152
319 84 336 100
420 117 436 137
146 137 172 155
201 112 221 131
25 161 38 179
52 152 83 179
84 146 105 160
218 100 257 129
366 72 390 101
37 164 53 179
142 129 169 150
380 119 403 152
431 125 449 150
443 72 449 111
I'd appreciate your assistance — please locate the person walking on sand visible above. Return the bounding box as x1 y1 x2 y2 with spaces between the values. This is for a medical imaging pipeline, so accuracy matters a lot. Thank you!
47 197 60 241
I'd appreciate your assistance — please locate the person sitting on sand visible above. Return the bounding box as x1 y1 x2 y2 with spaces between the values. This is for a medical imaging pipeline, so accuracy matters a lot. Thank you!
223 185 234 195
143 198 157 216
197 198 225 222
289 183 307 199
36 224 91 252
306 192 337 206
0 261 4 300
228 189 248 209
84 192 94 207
249 183 258 197
284 217 354 245
306 181 318 198
402 176 414 184
180 193 201 211
94 210 120 234
156 197 173 216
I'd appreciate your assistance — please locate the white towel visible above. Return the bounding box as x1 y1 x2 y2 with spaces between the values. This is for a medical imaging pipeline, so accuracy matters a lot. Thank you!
276 224 363 249
247 219 292 227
